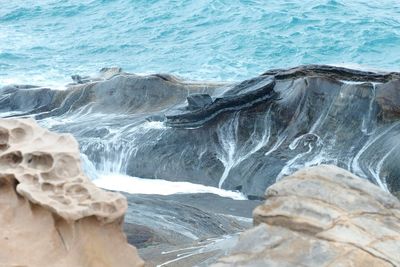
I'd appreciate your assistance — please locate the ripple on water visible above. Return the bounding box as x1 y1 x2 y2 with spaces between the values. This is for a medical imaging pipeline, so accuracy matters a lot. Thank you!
0 0 399 87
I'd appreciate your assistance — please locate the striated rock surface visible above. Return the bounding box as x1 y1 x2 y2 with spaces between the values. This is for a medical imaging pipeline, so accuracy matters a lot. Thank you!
0 118 144 267
213 165 400 267
1 65 400 198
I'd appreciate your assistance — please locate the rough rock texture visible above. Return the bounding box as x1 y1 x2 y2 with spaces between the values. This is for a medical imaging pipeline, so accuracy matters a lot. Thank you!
166 77 277 127
213 165 400 267
0 118 144 267
123 193 259 267
1 65 400 198
187 94 213 111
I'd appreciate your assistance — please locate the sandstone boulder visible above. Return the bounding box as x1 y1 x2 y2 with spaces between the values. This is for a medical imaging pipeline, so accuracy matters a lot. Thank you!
213 165 400 267
0 118 144 267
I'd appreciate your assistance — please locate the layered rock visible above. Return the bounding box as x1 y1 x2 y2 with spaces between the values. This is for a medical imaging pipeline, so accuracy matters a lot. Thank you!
1 65 400 198
213 165 400 267
0 118 144 267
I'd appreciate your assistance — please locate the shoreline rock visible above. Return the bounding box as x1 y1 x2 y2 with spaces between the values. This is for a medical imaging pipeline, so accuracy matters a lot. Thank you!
1 64 400 198
213 165 400 267
0 118 144 267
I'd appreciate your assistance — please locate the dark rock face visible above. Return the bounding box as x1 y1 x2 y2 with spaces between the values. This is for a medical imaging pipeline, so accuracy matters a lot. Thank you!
122 193 258 267
123 193 258 248
187 94 213 111
166 77 277 128
1 65 399 197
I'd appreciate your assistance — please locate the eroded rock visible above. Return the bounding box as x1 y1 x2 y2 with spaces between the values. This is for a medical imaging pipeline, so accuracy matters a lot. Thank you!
2 65 400 198
213 165 400 267
0 118 144 267
187 94 213 111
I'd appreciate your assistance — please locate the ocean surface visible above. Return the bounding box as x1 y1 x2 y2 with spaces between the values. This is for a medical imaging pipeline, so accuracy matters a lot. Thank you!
1 0 400 88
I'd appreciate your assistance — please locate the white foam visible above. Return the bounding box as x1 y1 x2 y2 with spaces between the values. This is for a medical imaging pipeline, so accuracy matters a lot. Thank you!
0 72 69 90
141 120 166 130
93 173 247 200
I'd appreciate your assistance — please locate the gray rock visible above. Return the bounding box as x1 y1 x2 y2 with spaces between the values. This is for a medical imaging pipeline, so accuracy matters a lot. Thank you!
187 94 212 111
1 65 400 197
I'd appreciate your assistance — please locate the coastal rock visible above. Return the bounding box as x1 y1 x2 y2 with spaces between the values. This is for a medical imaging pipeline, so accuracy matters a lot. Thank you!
123 193 259 266
376 79 400 121
1 65 400 198
166 76 277 127
187 94 213 110
213 165 400 267
0 118 144 267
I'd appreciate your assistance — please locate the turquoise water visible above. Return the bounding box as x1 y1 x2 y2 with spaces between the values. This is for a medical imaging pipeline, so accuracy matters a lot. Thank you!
1 0 400 87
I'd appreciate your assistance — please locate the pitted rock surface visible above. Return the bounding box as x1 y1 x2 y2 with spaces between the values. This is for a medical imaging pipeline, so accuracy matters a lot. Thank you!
213 165 400 267
0 118 144 267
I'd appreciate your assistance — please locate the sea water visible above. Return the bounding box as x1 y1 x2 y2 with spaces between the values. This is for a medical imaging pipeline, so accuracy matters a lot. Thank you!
1 0 400 197
1 0 400 88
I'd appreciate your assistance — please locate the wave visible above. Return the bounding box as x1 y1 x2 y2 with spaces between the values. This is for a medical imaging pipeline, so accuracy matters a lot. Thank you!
94 173 247 200
1 0 400 84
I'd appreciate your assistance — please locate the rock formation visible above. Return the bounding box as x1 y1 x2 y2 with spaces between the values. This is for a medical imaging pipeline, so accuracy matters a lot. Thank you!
213 165 400 267
1 65 400 198
0 118 144 267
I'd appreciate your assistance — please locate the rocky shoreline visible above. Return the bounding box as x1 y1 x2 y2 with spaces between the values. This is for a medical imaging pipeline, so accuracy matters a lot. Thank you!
0 119 144 267
214 165 400 267
1 65 400 266
1 65 399 198
1 119 399 266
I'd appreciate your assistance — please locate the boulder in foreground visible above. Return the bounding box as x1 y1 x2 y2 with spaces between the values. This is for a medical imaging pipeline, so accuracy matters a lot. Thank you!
0 118 144 267
213 165 400 267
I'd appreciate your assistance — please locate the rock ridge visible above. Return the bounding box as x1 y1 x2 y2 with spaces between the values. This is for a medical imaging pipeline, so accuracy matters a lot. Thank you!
213 165 400 267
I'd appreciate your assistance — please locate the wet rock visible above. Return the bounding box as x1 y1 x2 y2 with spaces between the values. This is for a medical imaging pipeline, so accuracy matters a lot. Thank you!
99 67 123 79
262 64 400 82
71 74 91 84
122 193 259 266
123 193 259 248
166 77 277 128
376 79 400 121
213 165 400 267
2 65 400 197
187 94 212 110
145 114 166 122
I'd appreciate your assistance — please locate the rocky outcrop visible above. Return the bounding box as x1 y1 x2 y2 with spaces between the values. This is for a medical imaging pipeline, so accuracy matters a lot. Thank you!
0 118 144 267
187 94 213 111
166 77 277 127
213 165 400 267
1 65 400 198
262 64 400 82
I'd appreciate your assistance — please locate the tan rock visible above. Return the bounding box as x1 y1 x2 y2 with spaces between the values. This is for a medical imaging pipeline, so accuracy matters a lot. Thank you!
0 118 144 267
213 165 400 267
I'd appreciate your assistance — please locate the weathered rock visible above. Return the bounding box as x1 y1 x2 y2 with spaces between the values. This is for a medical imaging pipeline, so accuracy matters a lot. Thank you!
0 118 144 267
123 193 259 248
166 77 277 127
187 94 213 110
123 193 259 267
213 165 400 267
1 65 400 198
71 74 90 84
376 79 400 121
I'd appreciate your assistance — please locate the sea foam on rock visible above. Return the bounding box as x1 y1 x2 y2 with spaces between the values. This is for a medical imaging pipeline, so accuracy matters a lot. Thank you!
213 165 400 267
2 65 400 198
0 118 144 267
